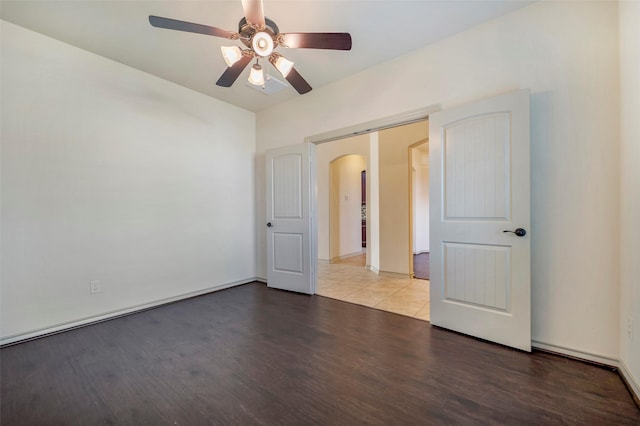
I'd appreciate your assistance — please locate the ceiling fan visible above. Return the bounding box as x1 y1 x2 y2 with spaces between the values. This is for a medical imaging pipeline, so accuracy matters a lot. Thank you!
149 0 352 95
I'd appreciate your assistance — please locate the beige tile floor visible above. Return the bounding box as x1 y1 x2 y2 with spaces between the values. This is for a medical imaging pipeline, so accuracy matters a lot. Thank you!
317 254 430 321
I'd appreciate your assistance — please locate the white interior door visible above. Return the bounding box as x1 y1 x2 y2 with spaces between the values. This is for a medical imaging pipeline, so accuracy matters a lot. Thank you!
266 143 316 294
429 90 531 351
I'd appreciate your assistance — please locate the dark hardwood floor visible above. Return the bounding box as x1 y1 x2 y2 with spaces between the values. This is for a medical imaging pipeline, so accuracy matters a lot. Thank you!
414 252 430 280
2 282 638 425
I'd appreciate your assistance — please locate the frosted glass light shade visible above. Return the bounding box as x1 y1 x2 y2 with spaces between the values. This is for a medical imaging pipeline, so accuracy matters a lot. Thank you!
274 56 294 77
252 32 274 57
248 64 265 86
221 46 242 67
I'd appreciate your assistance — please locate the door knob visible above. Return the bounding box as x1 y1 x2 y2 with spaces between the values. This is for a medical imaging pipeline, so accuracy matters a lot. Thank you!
503 228 526 237
267 222 272 228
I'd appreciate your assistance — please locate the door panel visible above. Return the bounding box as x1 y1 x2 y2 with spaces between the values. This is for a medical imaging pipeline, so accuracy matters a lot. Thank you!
266 143 315 294
273 233 303 273
444 113 510 220
273 155 303 218
430 90 530 351
444 242 509 311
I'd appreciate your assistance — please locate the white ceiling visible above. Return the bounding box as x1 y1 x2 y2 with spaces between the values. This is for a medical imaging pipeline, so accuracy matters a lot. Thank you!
1 0 534 112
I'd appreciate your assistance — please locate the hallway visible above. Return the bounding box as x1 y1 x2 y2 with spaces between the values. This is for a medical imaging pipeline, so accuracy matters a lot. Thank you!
317 254 430 321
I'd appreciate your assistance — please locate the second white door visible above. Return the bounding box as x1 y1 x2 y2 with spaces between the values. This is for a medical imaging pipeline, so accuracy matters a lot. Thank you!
265 143 316 294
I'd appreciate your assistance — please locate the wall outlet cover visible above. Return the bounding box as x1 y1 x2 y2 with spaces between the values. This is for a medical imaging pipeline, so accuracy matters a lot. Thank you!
90 280 101 294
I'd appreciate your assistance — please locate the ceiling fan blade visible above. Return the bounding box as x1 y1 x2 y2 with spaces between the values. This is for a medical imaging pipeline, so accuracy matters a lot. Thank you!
149 15 235 39
285 68 312 95
241 0 265 27
216 55 253 87
279 33 352 50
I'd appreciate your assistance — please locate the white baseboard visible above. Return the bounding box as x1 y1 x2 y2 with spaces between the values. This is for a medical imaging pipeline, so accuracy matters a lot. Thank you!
364 266 410 279
0 277 258 347
330 250 365 262
619 360 640 405
367 265 380 274
531 340 639 404
413 250 430 255
531 340 619 366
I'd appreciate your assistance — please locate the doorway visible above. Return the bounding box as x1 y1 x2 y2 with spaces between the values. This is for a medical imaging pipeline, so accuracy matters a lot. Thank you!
328 154 367 264
267 92 531 351
315 119 431 320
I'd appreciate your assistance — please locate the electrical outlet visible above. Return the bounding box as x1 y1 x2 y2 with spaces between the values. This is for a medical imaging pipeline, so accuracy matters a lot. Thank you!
627 315 634 341
90 280 101 295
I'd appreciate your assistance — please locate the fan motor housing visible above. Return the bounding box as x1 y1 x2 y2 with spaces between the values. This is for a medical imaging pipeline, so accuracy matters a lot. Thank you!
238 17 279 48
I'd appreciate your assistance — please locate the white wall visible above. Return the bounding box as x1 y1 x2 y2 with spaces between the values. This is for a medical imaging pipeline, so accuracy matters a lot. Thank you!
256 1 620 359
316 134 369 260
378 122 428 275
330 155 366 259
412 146 429 254
618 0 640 397
1 22 256 342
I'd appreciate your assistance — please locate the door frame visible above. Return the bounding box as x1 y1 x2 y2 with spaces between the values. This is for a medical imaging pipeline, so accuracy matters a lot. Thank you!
408 138 429 279
306 105 440 290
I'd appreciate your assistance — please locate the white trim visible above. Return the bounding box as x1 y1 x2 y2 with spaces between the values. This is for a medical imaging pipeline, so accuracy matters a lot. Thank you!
1 277 257 347
531 340 618 366
619 361 640 404
305 105 439 145
413 250 430 255
330 250 366 262
524 341 640 403
309 141 318 294
367 265 380 274
364 265 411 279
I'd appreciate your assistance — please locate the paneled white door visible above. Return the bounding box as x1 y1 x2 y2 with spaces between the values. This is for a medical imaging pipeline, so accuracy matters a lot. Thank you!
266 143 316 294
429 90 531 351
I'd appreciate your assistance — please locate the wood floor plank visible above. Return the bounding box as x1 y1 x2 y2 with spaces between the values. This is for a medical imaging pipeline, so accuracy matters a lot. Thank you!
1 282 638 425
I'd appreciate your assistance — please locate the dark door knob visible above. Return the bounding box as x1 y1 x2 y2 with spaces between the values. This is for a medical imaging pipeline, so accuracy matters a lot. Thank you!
267 222 272 228
503 228 526 237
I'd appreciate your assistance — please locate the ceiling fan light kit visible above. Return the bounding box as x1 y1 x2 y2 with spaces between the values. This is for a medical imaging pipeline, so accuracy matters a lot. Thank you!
270 54 294 78
248 63 266 86
221 45 243 67
149 0 352 95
